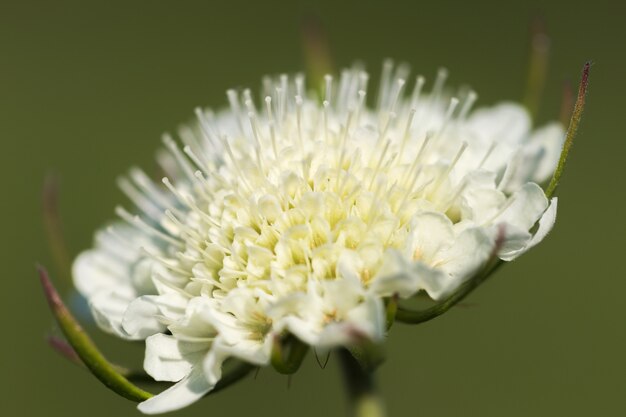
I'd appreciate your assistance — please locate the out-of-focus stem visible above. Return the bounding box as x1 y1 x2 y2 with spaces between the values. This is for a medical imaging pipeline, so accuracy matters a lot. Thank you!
42 175 72 281
302 14 334 96
523 16 550 120
338 349 387 417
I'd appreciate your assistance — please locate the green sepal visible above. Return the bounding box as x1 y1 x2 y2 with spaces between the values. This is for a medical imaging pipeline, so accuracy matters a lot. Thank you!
271 334 309 374
385 295 398 330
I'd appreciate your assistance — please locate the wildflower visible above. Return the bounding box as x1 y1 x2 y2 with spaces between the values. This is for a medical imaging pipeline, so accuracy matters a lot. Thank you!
69 62 568 413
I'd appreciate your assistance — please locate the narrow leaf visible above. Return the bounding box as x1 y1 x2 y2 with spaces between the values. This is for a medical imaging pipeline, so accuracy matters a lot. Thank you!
545 62 591 198
38 266 153 402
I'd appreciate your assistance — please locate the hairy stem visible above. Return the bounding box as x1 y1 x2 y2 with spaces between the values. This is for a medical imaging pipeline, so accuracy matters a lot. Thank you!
338 349 387 417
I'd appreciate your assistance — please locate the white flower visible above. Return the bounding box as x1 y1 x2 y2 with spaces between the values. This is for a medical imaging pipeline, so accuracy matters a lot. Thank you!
73 62 563 414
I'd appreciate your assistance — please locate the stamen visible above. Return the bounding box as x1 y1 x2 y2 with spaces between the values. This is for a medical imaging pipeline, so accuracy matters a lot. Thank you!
295 74 305 98
115 206 182 247
388 78 406 114
353 90 367 126
295 95 309 178
105 225 138 253
396 166 425 216
410 75 426 108
358 71 369 93
265 96 279 159
141 246 189 275
322 100 330 142
369 139 392 189
227 89 245 134
335 110 354 187
129 167 171 208
178 125 211 166
438 179 469 212
477 141 496 169
243 89 255 114
397 108 416 160
279 74 288 120
483 195 516 226
437 97 460 136
458 90 478 120
431 67 449 103
377 59 394 112
182 145 208 173
194 107 220 150
324 74 333 103
162 134 196 181
162 177 219 227
431 141 468 196
497 152 520 191
403 131 434 184
164 209 201 240
336 69 351 113
217 135 254 193
116 177 162 219
262 75 273 98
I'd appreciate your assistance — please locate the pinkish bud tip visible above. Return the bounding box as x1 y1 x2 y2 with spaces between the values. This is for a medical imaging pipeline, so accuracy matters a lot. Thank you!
47 335 82 364
580 62 591 95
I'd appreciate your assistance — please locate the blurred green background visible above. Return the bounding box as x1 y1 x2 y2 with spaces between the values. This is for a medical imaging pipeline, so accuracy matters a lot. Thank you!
2 0 624 416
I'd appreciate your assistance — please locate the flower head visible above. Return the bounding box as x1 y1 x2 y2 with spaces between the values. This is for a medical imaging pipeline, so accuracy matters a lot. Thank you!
73 62 562 413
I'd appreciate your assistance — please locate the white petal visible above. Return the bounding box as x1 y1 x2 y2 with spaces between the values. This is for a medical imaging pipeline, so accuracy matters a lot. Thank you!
144 334 208 382
459 171 506 224
345 296 386 341
497 182 548 231
122 296 166 339
137 367 212 415
370 250 422 298
88 287 137 339
202 344 228 385
72 249 127 298
214 335 273 366
437 227 494 278
467 102 531 146
529 123 566 183
497 225 532 260
336 250 364 283
500 197 558 261
274 315 321 346
407 211 455 262
321 278 363 316
423 227 494 300
314 296 385 347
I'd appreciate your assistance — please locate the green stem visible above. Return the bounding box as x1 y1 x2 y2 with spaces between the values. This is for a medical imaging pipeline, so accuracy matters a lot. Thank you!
338 349 387 417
